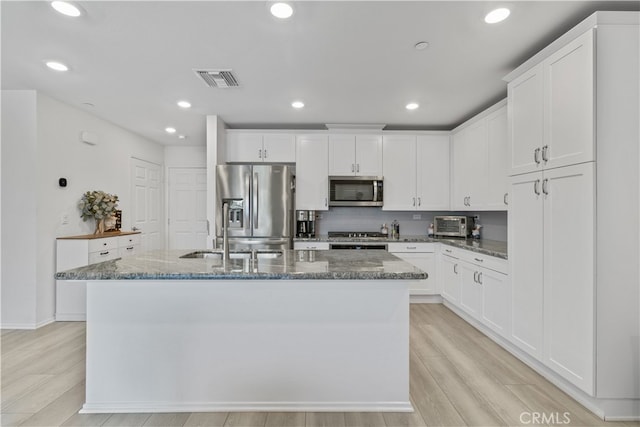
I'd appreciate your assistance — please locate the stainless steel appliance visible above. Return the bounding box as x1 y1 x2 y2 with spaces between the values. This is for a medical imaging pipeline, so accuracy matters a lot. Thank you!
433 215 474 238
328 176 383 207
215 165 294 250
296 210 316 238
327 231 388 250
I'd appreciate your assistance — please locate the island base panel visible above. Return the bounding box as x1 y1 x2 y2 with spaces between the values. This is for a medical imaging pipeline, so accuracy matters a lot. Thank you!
83 280 412 413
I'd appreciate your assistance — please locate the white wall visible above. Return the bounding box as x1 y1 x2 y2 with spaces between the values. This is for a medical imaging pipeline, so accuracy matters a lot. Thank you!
1 91 165 328
1 91 38 327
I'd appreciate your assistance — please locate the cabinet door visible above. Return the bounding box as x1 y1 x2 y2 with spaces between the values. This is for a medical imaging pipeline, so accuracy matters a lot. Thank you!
393 252 436 295
543 30 594 170
451 128 470 210
226 132 263 162
355 135 383 176
459 261 482 320
485 106 509 210
295 135 329 211
328 135 356 175
382 135 416 211
416 135 450 210
508 63 544 176
481 268 511 339
543 163 595 394
439 254 460 304
464 120 488 210
509 171 544 360
263 133 296 163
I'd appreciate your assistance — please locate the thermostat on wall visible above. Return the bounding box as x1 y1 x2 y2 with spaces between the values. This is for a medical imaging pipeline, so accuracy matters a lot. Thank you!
80 131 98 145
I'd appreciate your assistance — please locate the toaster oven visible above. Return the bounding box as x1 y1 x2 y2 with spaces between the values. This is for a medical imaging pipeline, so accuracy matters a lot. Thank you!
433 216 474 238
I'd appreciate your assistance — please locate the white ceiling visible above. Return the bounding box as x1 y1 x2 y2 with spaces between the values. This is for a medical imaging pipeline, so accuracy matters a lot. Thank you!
2 1 638 146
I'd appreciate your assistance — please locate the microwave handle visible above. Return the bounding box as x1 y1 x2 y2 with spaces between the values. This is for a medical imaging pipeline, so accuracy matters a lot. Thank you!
373 180 378 202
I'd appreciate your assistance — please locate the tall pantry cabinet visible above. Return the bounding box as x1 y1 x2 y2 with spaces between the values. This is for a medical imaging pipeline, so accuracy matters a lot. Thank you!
506 12 639 417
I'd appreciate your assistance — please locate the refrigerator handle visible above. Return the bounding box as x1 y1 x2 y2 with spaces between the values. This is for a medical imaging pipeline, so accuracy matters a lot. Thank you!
253 172 259 229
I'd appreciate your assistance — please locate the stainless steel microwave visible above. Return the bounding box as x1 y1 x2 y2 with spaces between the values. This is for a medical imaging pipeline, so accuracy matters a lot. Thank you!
433 216 474 237
328 176 383 207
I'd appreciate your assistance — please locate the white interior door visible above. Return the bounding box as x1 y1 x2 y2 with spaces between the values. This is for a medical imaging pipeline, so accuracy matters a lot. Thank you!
131 158 162 251
168 167 208 249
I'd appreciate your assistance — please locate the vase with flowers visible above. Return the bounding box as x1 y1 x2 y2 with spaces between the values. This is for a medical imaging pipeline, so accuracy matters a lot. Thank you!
79 190 119 234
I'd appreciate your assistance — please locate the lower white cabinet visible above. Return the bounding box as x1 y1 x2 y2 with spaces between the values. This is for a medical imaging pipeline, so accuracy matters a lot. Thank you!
56 232 141 321
388 243 436 295
439 250 461 304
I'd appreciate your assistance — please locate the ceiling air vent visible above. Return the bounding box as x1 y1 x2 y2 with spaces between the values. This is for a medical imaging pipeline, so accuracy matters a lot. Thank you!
194 69 239 88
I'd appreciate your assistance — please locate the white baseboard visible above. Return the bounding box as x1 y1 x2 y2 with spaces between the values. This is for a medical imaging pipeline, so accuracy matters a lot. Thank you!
410 294 442 303
81 401 414 414
1 317 54 330
55 313 86 321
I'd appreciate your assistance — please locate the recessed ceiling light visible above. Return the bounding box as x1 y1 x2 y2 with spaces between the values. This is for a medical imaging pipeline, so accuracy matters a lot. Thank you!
178 135 187 140
165 127 177 134
291 101 304 109
51 1 81 17
414 41 429 51
406 103 419 110
485 8 510 24
45 61 69 71
177 100 191 109
270 2 293 19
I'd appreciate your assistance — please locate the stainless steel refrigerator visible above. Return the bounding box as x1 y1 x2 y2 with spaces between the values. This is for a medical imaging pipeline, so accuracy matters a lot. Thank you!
215 164 294 250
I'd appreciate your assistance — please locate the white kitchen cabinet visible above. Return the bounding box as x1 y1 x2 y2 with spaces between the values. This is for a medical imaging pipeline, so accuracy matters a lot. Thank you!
388 242 436 295
439 251 460 304
226 131 296 163
459 260 482 319
509 162 594 392
480 267 510 339
56 232 141 321
382 133 449 211
451 101 507 211
295 134 329 210
508 30 594 176
293 241 329 250
328 134 382 176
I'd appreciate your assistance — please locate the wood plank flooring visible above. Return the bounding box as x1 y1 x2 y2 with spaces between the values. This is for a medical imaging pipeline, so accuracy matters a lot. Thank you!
2 304 637 427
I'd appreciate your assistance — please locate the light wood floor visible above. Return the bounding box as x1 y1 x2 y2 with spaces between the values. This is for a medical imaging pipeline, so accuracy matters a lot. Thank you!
2 304 638 427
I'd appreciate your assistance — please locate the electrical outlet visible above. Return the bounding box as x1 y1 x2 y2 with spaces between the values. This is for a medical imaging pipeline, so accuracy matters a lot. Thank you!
412 214 422 220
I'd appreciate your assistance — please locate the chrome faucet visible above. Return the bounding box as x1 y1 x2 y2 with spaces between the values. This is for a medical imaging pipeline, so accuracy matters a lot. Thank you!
222 200 230 265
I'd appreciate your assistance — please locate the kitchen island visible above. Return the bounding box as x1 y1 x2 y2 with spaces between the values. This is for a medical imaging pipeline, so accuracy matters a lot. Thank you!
56 249 426 414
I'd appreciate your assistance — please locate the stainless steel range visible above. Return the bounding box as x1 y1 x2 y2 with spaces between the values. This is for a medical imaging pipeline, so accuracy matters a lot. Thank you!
328 231 388 250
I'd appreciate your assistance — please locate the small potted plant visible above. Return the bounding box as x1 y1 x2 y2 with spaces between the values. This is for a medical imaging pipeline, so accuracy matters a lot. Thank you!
78 190 119 234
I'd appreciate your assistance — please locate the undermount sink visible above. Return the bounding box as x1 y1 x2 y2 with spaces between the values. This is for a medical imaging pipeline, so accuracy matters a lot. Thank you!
180 250 283 260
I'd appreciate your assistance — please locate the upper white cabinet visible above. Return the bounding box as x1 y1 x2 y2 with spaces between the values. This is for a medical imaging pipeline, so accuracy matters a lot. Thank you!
328 134 382 176
383 133 450 211
295 134 329 211
451 102 508 211
226 131 296 163
508 30 594 176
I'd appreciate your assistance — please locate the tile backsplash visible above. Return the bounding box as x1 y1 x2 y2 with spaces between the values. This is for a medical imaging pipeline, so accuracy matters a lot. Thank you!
315 207 507 242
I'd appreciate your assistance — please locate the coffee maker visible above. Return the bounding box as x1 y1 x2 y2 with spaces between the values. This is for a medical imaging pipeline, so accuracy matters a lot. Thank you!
296 210 316 238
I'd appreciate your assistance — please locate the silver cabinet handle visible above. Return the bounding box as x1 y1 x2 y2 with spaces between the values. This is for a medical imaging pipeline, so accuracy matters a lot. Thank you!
534 148 541 164
418 197 421 206
325 198 328 207
542 145 549 162
351 164 355 173
453 263 458 274
504 193 509 205
100 251 110 256
478 272 483 285
473 271 478 283
125 246 134 251
207 219 210 235
253 172 259 228
445 249 452 253
132 226 140 231
264 149 268 159
356 164 360 173
534 179 541 195
413 197 416 207
542 178 549 195
406 246 417 250
474 257 484 263
258 149 262 159
467 196 471 206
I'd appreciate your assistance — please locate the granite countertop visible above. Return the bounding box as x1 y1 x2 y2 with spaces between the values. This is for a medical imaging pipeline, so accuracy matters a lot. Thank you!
294 235 508 259
55 249 428 281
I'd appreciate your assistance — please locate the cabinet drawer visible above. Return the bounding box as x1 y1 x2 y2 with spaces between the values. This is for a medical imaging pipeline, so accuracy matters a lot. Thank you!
439 245 460 258
89 237 118 252
457 249 507 274
119 245 138 257
293 242 329 250
387 242 435 253
118 234 141 248
88 249 119 264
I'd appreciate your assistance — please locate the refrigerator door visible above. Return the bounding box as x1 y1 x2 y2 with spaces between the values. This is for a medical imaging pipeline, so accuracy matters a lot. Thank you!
215 165 252 238
252 165 293 238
